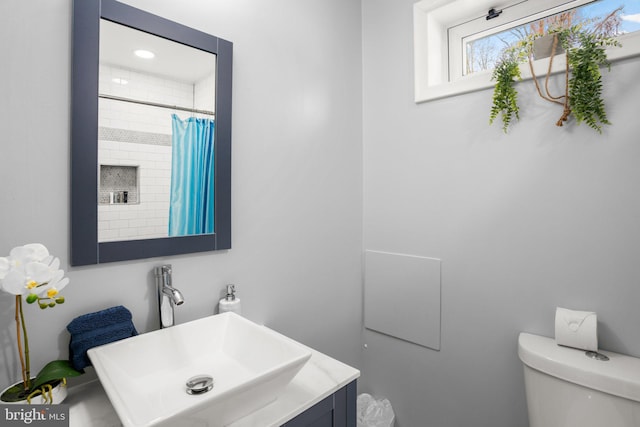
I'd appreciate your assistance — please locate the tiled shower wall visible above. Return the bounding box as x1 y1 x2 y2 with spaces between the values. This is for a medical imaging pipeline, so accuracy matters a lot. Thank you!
97 64 215 242
194 72 216 113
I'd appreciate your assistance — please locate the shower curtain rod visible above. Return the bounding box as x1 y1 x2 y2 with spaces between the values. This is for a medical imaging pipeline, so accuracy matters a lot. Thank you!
99 93 215 116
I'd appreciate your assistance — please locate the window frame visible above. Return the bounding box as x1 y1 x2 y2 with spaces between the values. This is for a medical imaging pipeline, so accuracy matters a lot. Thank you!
449 0 593 82
414 0 640 103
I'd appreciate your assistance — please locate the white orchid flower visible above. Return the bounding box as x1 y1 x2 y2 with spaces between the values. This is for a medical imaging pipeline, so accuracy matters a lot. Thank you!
32 261 69 299
0 244 69 301
10 243 50 264
0 257 10 280
2 269 30 295
1 260 50 296
0 243 74 398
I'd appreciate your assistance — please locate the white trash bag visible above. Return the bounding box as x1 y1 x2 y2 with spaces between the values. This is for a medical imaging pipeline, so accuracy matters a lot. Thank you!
357 393 395 427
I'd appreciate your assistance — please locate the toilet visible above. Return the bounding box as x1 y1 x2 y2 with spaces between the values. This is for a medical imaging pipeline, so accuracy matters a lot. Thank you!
518 332 640 427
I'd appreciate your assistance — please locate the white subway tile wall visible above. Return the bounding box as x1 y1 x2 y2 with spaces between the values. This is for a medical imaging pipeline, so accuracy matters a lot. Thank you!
194 73 216 113
98 139 171 242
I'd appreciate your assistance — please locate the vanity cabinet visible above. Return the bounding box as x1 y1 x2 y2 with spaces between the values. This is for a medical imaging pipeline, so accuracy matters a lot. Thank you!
282 381 357 427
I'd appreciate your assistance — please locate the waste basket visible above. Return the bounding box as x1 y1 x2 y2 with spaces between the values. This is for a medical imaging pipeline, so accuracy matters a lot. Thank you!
356 393 395 427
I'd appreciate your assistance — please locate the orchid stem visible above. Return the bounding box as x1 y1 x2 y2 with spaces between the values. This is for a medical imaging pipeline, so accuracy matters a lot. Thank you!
15 296 27 389
17 296 31 390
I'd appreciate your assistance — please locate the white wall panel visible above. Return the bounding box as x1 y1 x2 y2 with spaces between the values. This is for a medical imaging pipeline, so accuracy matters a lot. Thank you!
364 250 440 350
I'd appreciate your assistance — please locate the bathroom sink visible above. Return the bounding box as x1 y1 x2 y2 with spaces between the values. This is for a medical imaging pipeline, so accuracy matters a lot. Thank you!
87 312 311 427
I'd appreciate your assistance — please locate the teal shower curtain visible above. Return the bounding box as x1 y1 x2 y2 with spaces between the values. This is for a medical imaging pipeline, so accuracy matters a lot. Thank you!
168 114 215 236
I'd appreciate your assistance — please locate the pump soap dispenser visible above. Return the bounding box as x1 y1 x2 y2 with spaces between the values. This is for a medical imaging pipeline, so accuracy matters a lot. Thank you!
219 284 241 315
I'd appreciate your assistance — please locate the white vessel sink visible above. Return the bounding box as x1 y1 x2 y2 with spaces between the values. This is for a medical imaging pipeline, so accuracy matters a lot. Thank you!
87 312 311 427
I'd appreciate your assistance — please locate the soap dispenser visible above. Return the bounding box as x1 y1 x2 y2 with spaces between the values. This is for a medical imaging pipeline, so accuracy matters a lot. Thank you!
219 284 241 315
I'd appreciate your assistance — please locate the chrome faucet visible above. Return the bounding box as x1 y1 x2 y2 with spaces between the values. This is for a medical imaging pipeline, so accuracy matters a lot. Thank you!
155 264 184 328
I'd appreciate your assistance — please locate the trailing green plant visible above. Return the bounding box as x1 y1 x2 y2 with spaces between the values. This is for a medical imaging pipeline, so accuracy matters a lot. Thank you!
566 30 619 132
489 54 522 133
489 42 530 133
489 13 621 134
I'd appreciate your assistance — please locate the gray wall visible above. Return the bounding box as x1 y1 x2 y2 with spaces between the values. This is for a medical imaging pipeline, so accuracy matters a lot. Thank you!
0 0 362 388
361 0 640 426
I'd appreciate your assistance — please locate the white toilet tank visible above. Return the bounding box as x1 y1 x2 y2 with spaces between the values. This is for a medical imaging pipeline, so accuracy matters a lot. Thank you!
518 332 640 427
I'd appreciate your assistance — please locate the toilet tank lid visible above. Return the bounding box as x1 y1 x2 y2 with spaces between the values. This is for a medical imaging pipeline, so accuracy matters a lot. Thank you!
518 332 640 403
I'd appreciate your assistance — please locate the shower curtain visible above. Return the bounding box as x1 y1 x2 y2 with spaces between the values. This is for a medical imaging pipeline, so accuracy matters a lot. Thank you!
168 114 215 236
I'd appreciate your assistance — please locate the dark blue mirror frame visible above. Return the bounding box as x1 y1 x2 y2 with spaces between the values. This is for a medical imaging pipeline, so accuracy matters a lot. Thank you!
71 0 232 266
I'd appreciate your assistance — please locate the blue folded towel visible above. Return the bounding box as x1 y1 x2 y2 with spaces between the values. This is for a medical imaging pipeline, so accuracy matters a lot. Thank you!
67 305 138 370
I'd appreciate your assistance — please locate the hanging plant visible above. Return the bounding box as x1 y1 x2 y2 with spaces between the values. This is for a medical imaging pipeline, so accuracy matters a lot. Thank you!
567 30 618 131
489 45 527 133
490 10 622 134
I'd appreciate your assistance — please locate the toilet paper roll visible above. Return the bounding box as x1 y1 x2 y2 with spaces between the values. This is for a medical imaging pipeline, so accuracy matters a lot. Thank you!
554 307 598 351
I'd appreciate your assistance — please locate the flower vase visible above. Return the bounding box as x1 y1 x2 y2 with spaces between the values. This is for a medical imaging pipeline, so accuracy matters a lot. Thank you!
0 378 67 405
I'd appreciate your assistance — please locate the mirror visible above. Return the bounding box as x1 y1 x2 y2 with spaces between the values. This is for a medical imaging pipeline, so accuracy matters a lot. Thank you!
71 0 232 265
98 20 217 242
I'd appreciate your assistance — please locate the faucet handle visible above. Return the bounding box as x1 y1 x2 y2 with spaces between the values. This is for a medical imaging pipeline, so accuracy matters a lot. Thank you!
162 265 172 287
154 264 172 277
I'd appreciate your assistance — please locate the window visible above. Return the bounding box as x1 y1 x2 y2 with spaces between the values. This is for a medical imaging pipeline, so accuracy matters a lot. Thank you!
414 0 640 103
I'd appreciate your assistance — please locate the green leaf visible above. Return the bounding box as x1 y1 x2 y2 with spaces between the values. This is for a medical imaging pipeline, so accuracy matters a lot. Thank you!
30 360 83 391
1 382 32 402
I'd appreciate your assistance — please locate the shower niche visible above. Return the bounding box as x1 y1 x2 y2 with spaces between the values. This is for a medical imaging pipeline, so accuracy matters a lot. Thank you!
99 165 139 205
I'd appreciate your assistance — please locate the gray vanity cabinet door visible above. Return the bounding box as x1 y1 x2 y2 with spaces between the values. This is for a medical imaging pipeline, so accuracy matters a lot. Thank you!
282 381 357 427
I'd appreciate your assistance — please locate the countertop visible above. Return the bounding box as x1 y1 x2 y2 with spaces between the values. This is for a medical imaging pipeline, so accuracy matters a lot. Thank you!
67 344 360 427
